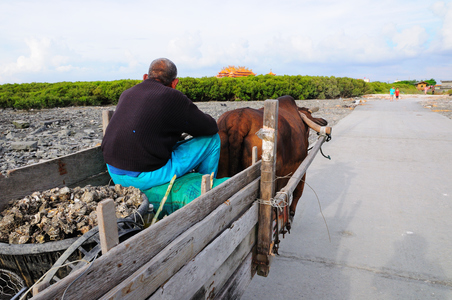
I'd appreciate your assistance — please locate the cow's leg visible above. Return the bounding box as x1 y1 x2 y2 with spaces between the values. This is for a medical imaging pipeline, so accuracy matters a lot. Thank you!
287 174 306 231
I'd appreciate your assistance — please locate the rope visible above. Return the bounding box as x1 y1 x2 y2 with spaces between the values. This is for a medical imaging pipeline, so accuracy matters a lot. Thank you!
61 255 98 300
257 191 292 211
19 258 93 300
257 197 287 210
301 179 331 243
307 133 332 159
151 174 177 225
131 209 145 225
259 171 293 184
320 147 331 160
258 168 332 243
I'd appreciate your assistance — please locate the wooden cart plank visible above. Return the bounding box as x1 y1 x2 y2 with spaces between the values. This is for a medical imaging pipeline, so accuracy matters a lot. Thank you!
31 162 261 300
100 178 259 300
214 252 255 300
191 224 256 300
97 199 119 255
148 202 258 300
0 146 108 210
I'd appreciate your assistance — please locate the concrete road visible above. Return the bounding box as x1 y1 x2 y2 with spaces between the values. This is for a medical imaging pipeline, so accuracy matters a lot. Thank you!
242 98 452 300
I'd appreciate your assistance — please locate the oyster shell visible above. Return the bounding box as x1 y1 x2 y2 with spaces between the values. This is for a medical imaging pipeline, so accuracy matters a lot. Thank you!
0 185 144 244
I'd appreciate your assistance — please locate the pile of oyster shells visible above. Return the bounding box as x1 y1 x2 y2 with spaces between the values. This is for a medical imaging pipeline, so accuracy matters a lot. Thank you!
0 184 144 244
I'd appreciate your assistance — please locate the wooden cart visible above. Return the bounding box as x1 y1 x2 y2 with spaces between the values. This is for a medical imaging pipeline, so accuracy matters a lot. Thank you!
0 100 331 299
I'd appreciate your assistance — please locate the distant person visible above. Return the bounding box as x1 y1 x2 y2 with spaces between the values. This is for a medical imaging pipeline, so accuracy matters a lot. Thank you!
389 87 395 101
395 88 400 100
102 58 221 192
431 85 435 95
424 85 429 95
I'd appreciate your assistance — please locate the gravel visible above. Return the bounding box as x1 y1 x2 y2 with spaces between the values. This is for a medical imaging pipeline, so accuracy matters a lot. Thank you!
2 94 450 177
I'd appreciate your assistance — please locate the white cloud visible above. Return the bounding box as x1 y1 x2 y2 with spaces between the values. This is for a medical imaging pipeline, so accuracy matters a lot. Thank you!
0 0 451 83
118 50 142 74
392 25 429 56
432 1 447 17
0 38 74 76
56 65 75 72
168 32 203 63
440 2 452 49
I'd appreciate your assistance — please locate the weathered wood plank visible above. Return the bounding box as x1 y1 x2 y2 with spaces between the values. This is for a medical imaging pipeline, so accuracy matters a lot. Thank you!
148 203 258 300
0 146 108 210
32 281 50 296
31 162 261 300
257 99 278 277
98 199 119 255
100 178 259 300
201 174 211 195
102 110 114 136
252 146 258 165
214 252 255 300
191 224 256 300
69 171 111 188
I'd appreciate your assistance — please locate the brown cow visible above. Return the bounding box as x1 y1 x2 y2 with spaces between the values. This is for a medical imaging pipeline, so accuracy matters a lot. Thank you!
217 95 328 223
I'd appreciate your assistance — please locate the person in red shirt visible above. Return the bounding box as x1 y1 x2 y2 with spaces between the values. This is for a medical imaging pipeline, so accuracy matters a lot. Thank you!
395 88 400 100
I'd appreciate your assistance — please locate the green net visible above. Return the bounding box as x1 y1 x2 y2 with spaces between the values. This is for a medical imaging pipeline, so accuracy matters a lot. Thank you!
143 173 229 218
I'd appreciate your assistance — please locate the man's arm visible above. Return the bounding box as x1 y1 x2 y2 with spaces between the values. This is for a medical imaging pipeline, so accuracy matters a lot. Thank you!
184 102 219 137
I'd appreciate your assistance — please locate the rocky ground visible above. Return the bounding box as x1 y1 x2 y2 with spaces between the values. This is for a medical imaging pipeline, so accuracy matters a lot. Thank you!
418 95 452 120
1 94 451 177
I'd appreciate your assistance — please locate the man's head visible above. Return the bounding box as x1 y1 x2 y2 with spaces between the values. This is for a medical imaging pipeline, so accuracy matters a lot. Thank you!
144 58 178 88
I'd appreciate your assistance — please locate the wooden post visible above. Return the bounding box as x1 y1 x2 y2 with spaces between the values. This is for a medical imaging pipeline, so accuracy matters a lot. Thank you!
102 110 114 136
252 146 258 165
33 281 50 296
201 174 211 195
256 100 278 277
98 198 119 255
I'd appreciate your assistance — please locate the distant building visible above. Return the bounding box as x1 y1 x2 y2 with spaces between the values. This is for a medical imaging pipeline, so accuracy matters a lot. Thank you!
267 69 276 76
216 66 256 78
415 81 428 90
437 80 452 92
358 77 370 82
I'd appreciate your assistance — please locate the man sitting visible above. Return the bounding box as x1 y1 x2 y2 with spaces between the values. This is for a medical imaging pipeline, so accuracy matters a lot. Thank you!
101 58 220 192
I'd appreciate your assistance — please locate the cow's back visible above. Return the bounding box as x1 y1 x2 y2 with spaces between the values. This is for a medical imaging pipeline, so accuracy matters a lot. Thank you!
216 95 328 220
217 108 264 178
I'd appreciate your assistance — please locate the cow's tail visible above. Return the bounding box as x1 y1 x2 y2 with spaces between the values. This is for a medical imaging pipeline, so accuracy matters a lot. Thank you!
228 129 244 176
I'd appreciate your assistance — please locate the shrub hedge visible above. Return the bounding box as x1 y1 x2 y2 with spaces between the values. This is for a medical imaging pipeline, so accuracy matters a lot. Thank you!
0 76 422 109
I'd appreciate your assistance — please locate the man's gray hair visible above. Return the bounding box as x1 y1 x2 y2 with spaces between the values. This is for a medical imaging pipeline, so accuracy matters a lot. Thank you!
148 58 178 86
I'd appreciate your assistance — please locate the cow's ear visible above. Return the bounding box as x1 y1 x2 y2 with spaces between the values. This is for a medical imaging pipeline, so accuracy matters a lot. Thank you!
297 107 311 114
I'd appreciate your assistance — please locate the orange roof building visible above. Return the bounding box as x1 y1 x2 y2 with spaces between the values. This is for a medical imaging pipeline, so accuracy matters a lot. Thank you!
216 66 256 78
267 69 276 76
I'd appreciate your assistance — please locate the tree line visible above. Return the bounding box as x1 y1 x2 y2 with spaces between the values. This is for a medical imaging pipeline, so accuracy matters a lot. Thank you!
0 75 422 109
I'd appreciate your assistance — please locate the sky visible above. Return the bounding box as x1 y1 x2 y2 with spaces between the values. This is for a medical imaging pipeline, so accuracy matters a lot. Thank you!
0 0 451 84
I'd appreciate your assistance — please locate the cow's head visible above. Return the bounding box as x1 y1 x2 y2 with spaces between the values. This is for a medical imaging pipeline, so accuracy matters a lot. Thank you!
276 95 330 134
298 107 328 126
298 107 331 135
